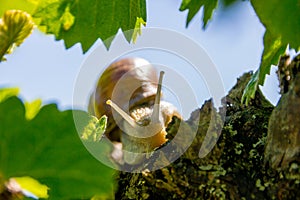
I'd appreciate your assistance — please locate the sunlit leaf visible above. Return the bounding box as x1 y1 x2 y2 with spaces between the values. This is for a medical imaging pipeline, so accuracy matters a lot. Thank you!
251 0 300 51
0 87 19 103
7 176 49 199
243 0 300 104
81 115 107 142
24 99 42 120
242 31 288 105
33 0 147 52
258 32 288 86
59 5 75 31
0 0 146 53
0 0 37 17
0 10 34 61
179 0 218 29
132 17 146 44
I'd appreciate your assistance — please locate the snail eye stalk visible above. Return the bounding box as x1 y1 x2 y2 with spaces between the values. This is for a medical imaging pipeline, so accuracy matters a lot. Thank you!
106 100 137 128
151 71 164 124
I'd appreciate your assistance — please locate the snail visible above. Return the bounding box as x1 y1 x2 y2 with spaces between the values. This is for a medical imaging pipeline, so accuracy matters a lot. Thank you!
89 57 181 164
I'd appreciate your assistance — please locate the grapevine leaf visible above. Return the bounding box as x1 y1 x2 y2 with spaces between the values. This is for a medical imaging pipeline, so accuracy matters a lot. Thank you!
33 0 147 52
33 0 71 36
0 94 116 199
258 32 288 85
251 0 300 51
243 0 300 104
0 10 34 61
241 31 287 105
179 0 218 29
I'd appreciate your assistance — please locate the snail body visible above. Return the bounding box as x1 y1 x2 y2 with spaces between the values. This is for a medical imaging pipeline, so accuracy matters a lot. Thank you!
89 57 181 164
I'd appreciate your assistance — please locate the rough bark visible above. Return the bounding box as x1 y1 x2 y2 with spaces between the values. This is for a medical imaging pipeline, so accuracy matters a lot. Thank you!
115 61 300 199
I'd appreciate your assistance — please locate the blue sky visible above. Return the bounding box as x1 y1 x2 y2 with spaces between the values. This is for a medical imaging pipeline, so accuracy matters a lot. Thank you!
0 0 280 117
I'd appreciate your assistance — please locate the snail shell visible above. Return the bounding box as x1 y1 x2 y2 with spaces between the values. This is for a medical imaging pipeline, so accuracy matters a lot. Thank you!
89 57 181 164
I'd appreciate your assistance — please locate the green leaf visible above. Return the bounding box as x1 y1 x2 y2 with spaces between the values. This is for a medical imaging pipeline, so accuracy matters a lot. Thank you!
8 176 49 199
0 87 19 103
0 0 146 52
0 10 34 61
251 0 300 51
33 0 147 52
0 0 37 17
81 115 107 142
241 31 287 105
243 0 300 104
179 0 218 29
252 0 300 84
32 0 70 36
0 95 116 199
241 70 259 106
258 32 287 85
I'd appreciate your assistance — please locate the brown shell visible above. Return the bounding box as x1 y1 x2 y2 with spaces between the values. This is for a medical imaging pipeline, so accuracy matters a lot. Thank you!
89 57 159 141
